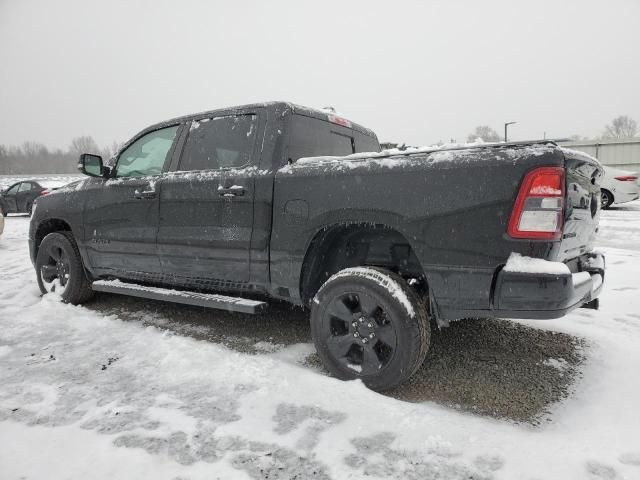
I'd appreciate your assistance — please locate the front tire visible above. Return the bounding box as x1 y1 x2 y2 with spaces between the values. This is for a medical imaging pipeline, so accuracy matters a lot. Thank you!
36 231 94 304
311 267 430 391
601 189 614 209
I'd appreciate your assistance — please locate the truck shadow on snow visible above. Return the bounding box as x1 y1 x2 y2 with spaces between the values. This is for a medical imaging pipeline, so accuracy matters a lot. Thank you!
89 292 585 424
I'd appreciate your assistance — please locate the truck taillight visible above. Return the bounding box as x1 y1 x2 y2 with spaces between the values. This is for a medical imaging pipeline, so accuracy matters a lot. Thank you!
614 175 638 182
508 166 565 240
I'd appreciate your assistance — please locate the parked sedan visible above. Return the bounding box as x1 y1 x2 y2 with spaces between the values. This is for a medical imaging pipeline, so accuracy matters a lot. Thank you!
600 166 640 209
0 180 68 216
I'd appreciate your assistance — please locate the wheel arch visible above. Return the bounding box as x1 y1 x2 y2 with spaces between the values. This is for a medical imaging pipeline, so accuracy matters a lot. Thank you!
34 218 73 258
299 223 427 305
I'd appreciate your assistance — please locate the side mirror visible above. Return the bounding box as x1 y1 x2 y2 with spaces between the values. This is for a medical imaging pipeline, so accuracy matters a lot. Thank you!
78 153 104 177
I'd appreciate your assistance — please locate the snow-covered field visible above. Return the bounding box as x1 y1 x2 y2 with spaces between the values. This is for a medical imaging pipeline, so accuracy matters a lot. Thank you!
0 174 82 191
1 203 640 480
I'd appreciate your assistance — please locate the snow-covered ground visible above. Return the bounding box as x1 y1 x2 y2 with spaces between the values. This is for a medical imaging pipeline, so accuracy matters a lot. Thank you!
1 202 640 480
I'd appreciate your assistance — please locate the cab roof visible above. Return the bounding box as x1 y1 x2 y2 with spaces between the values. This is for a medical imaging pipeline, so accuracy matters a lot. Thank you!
144 101 377 138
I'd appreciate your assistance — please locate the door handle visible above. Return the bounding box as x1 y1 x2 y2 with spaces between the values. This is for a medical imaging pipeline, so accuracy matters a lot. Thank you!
218 185 245 197
134 188 156 199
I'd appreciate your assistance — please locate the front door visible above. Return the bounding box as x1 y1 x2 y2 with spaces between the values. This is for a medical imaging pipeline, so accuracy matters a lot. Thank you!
157 114 260 288
16 181 35 212
83 125 181 278
2 183 21 213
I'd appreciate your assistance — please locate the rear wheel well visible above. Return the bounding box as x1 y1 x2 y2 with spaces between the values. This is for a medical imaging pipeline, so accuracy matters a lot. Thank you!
35 219 72 256
300 224 427 304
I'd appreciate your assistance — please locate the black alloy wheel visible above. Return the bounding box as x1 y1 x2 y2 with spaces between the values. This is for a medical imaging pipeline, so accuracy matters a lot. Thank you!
35 232 94 304
311 267 430 391
323 291 398 375
39 243 71 295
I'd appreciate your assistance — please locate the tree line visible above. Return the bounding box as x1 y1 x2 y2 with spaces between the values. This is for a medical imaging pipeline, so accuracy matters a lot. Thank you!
2 115 638 175
467 115 638 143
0 136 119 175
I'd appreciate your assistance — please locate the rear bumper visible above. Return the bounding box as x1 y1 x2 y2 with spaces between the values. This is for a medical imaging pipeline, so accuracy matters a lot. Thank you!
491 252 605 319
436 252 605 321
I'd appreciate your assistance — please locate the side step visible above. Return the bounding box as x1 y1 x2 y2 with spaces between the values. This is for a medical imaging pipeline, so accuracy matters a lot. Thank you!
92 280 268 314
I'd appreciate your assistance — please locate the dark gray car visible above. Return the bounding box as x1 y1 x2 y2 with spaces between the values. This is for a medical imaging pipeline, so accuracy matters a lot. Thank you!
0 180 68 216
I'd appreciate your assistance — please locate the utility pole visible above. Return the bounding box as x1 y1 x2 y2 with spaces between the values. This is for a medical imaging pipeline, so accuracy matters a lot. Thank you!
504 122 517 142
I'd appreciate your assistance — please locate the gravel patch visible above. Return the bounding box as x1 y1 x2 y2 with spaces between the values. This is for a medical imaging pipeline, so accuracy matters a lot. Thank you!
89 293 585 424
388 318 586 424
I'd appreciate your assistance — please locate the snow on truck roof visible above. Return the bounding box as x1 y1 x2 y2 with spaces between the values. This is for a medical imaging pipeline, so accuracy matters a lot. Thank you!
141 101 376 139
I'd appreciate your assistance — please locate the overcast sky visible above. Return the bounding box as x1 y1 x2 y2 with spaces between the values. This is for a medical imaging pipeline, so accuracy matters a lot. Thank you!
1 0 639 150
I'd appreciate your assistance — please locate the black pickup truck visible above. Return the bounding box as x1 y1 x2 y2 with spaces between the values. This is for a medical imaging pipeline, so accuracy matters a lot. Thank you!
29 101 605 390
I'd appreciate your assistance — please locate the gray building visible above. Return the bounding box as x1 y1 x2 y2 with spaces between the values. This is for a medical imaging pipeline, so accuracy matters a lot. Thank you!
559 138 640 173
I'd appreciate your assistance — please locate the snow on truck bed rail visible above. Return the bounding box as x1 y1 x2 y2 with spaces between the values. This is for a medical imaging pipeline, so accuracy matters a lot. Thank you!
278 141 556 174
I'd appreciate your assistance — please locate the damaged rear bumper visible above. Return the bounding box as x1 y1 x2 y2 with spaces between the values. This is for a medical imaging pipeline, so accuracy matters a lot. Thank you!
491 252 605 319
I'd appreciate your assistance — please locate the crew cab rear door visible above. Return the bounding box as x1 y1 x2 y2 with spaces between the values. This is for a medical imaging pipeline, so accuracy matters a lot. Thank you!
157 112 263 286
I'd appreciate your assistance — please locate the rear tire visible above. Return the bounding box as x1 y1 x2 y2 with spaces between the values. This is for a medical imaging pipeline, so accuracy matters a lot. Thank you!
311 266 430 391
601 189 613 210
36 231 94 305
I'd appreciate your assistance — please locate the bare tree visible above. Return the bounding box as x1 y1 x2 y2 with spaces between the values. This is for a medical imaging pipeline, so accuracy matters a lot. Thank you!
69 136 100 156
467 126 501 143
603 115 638 139
21 141 48 157
100 140 122 161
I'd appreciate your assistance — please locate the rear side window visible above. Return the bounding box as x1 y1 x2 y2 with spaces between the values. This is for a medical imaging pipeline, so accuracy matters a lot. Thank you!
289 115 354 161
354 132 380 154
288 114 380 161
178 115 257 171
18 182 33 192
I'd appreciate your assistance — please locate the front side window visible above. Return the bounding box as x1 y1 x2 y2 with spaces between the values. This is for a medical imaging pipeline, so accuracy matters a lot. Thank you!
116 125 179 178
178 115 257 172
6 184 20 195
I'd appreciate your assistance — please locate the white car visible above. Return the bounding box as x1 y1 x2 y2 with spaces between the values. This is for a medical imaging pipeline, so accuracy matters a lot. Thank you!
600 166 640 209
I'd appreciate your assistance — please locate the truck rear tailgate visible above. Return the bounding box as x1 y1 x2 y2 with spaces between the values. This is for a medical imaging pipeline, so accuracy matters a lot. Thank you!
558 148 604 262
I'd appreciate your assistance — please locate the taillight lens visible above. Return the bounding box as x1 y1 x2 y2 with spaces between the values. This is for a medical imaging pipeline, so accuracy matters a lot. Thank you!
40 189 50 196
614 176 638 182
508 166 565 240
